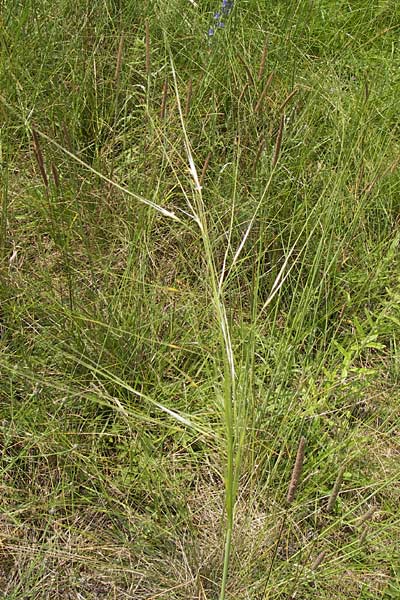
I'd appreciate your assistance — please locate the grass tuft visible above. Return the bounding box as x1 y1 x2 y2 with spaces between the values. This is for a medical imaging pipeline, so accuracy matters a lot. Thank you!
1 1 399 598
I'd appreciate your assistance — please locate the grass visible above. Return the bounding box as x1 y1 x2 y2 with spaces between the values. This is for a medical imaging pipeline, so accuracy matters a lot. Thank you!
1 0 399 598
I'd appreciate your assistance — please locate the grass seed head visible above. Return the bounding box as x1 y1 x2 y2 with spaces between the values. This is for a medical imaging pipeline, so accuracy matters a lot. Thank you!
32 127 48 188
326 465 345 513
286 436 306 504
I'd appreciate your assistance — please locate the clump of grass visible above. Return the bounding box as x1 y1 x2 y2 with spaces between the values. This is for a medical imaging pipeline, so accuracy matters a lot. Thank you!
0 1 399 598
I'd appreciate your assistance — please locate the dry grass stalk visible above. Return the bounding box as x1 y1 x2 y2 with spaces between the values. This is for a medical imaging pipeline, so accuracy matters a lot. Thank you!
279 88 298 112
254 71 274 113
62 121 73 152
258 39 268 81
114 33 124 83
51 163 60 189
32 127 48 188
238 82 249 104
254 88 266 114
272 114 285 169
389 154 400 173
286 436 306 504
362 154 400 195
364 79 369 102
355 161 365 197
253 136 265 171
359 524 369 544
199 152 211 186
160 78 168 119
145 18 151 76
184 78 193 118
238 55 255 87
311 550 326 571
326 465 345 513
263 515 287 594
357 505 376 526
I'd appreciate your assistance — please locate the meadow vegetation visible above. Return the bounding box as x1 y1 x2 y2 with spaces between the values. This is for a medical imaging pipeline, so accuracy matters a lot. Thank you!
0 1 399 598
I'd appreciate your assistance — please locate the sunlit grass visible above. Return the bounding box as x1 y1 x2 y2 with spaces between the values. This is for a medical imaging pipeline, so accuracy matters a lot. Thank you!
0 1 399 598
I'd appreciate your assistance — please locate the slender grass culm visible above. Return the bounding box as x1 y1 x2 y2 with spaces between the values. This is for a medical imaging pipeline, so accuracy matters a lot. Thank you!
169 53 238 600
160 77 168 120
145 17 151 77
